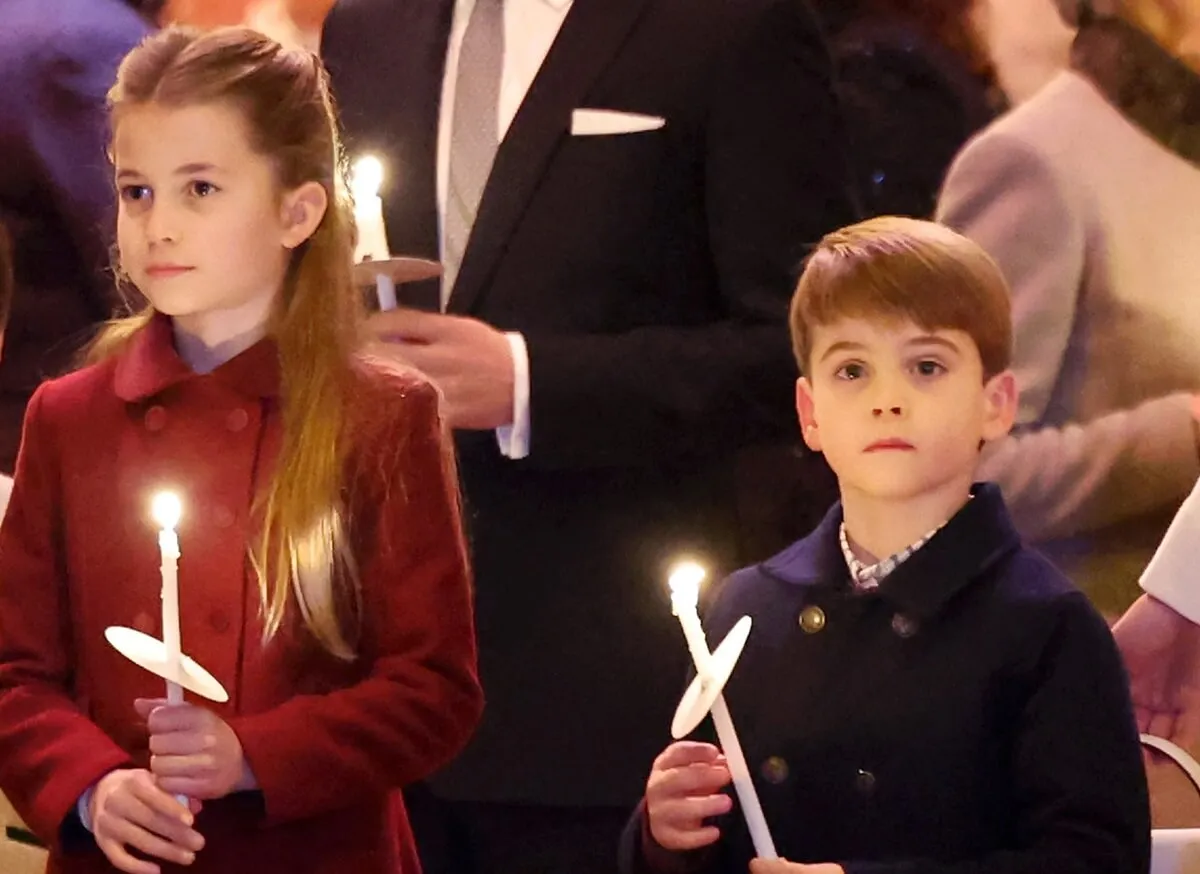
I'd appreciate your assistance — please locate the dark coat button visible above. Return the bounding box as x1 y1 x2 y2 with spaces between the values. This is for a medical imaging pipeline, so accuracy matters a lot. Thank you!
209 610 231 633
144 406 167 432
891 614 918 638
761 756 789 784
856 769 877 796
799 605 826 634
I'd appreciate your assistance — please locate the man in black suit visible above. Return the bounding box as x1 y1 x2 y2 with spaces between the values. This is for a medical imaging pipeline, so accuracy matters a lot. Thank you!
0 0 160 472
321 1 854 871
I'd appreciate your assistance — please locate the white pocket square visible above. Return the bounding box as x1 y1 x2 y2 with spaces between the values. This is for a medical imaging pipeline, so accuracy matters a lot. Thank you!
570 108 666 136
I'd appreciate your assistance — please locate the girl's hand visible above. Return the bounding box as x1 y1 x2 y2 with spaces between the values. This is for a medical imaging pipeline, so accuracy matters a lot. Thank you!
645 740 733 851
90 768 205 874
750 862 845 874
136 698 257 800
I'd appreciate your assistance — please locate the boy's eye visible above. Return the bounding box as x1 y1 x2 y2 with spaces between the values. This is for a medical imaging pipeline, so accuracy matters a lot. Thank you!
119 185 151 202
835 362 866 381
914 359 945 377
188 180 218 198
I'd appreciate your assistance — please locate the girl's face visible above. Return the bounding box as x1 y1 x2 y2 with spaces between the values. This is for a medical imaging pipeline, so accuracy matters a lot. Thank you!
113 100 323 347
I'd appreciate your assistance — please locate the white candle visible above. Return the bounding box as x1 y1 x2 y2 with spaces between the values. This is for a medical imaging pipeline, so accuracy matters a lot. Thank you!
669 563 777 860
151 492 183 706
350 155 398 312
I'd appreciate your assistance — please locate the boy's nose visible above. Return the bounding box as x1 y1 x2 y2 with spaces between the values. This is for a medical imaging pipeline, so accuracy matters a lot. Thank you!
872 405 903 417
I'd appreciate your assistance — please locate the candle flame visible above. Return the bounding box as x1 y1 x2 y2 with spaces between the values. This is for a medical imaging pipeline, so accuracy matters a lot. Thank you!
351 155 384 201
668 560 707 611
151 492 183 530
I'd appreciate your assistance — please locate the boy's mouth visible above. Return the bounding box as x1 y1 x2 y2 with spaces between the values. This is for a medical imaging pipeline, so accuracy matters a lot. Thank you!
864 438 915 452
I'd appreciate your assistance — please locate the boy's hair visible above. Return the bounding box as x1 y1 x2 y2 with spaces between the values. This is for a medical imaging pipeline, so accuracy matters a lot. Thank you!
789 216 1013 379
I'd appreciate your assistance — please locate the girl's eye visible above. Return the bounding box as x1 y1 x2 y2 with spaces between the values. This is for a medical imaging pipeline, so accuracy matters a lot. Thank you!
189 180 218 198
915 359 945 377
119 185 151 202
835 362 866 381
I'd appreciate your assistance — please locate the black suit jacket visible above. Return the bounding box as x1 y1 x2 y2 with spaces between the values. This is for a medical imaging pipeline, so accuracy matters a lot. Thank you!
322 0 855 806
621 485 1150 874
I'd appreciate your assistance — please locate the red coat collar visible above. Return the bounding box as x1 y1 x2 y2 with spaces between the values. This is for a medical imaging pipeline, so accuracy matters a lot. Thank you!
112 313 282 402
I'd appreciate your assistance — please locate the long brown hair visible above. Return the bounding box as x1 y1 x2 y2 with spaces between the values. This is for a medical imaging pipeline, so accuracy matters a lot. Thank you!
97 26 364 660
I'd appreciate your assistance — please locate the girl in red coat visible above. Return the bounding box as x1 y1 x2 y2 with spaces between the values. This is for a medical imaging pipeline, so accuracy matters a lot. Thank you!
0 25 483 874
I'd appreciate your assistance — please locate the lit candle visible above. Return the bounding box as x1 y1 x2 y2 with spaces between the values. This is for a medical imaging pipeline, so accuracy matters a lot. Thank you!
151 492 183 707
669 562 777 860
350 155 398 312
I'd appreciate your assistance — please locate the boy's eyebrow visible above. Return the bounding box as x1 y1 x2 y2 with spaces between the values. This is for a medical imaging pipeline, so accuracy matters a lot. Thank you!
817 340 866 363
906 334 962 354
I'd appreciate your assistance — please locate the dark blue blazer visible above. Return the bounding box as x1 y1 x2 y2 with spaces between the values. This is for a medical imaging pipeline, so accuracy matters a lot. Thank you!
622 483 1150 874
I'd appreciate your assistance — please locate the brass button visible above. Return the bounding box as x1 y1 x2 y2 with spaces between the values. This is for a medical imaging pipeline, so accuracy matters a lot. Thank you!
799 605 826 634
144 406 167 432
761 756 789 785
855 768 877 796
891 614 918 638
226 408 249 433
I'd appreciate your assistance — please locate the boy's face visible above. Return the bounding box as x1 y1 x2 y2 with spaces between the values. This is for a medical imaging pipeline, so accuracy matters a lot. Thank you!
796 317 1017 503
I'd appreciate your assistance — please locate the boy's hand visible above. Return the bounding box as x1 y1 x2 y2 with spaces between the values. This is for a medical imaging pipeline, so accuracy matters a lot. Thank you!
646 741 733 851
136 698 256 800
90 768 205 874
749 862 845 874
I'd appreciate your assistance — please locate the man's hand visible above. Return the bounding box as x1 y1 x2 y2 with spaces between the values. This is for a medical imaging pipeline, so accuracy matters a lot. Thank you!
91 768 205 874
136 699 256 801
366 309 515 430
749 861 844 874
1113 594 1200 746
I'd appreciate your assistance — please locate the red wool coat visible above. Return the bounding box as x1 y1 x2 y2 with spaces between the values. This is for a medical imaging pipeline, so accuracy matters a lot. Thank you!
0 316 483 873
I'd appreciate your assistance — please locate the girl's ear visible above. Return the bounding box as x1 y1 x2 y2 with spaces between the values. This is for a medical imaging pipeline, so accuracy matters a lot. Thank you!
280 181 328 250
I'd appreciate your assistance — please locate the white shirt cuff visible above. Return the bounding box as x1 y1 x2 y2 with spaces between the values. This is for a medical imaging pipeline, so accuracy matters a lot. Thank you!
1142 476 1200 625
496 332 531 460
77 786 96 833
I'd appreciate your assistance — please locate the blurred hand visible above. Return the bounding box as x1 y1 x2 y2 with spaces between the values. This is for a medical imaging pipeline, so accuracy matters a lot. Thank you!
90 768 205 874
646 741 733 851
136 698 256 800
750 862 844 874
366 309 514 430
1113 595 1200 746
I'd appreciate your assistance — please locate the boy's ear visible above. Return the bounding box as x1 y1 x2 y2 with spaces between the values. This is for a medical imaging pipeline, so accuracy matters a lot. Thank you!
796 377 821 452
280 181 328 250
981 370 1018 443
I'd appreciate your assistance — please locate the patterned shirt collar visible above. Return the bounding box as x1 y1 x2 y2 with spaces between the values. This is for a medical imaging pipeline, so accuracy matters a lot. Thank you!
838 499 968 590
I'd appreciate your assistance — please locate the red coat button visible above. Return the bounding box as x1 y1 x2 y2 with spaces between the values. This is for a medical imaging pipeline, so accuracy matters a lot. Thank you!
209 610 231 633
226 408 249 432
144 406 167 432
132 611 155 635
214 506 235 529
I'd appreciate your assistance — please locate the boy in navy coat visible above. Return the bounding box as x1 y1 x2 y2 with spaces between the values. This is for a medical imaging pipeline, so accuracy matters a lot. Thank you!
621 216 1150 874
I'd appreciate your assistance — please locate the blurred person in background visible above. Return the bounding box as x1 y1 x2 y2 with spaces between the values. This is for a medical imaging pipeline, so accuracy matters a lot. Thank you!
938 0 1200 619
0 0 161 473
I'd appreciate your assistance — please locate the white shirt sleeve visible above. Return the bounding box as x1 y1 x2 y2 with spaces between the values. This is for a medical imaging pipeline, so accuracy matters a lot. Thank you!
1141 476 1200 624
495 332 530 460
